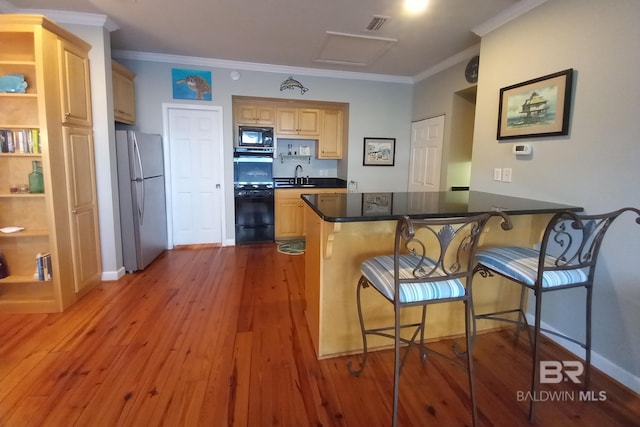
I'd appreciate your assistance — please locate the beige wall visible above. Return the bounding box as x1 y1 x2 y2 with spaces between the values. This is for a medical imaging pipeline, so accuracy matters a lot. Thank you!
470 0 640 390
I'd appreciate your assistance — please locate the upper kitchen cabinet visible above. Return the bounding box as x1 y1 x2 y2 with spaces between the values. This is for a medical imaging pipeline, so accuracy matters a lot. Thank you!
112 60 136 124
235 102 275 126
276 107 320 137
318 109 344 159
58 38 92 127
232 96 347 159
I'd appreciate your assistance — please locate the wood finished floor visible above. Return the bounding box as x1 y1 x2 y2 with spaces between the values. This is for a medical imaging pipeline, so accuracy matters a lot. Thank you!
0 244 638 426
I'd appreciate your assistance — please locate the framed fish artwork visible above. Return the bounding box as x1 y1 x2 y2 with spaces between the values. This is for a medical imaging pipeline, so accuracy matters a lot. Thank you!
172 68 212 101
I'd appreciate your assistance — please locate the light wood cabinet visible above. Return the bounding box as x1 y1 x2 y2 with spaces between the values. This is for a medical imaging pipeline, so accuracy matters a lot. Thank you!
232 97 346 159
275 190 306 239
62 126 101 294
58 38 92 127
318 109 343 159
235 103 275 126
0 14 101 313
275 188 346 239
276 107 320 137
112 60 136 124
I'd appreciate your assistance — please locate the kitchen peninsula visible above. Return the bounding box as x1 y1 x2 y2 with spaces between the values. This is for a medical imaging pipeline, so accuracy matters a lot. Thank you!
302 190 582 359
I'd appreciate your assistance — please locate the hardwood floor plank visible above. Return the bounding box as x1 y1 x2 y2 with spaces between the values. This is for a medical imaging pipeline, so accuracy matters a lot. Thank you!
0 245 638 427
230 331 252 427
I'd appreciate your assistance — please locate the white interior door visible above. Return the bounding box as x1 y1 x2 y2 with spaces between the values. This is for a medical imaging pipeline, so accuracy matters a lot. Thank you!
165 105 224 246
408 115 445 192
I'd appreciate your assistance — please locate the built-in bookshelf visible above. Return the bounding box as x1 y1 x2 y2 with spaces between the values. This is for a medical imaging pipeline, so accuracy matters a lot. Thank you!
0 14 101 313
0 28 51 301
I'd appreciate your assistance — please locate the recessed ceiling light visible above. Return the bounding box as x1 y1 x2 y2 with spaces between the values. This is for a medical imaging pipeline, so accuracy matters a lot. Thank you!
404 0 428 14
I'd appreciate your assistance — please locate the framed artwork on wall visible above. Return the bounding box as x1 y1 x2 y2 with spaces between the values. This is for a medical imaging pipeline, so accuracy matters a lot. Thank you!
363 137 396 166
497 69 573 140
171 68 212 101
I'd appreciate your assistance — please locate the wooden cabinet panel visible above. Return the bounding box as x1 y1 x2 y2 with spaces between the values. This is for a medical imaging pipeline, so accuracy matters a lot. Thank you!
276 108 320 137
112 61 136 124
63 126 101 294
318 109 343 159
235 103 275 126
275 188 346 239
275 189 305 239
58 39 92 127
276 198 305 238
298 109 321 135
275 108 297 134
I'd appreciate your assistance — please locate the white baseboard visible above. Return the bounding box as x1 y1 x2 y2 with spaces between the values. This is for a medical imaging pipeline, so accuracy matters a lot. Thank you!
525 313 639 394
101 266 126 281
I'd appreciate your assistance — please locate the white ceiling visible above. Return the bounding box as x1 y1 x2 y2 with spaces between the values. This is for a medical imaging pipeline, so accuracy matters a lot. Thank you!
3 0 542 79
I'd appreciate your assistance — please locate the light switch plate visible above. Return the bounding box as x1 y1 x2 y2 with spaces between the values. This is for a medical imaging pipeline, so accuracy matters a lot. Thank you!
502 168 512 182
493 168 502 181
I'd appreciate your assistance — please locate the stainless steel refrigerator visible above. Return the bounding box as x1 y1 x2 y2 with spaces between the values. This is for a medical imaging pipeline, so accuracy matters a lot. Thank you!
116 130 168 272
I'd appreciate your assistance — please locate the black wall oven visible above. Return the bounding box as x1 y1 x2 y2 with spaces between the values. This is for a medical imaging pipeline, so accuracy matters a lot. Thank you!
233 150 274 244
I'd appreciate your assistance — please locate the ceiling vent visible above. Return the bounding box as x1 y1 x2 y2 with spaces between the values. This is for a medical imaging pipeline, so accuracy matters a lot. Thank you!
315 31 397 67
366 15 391 32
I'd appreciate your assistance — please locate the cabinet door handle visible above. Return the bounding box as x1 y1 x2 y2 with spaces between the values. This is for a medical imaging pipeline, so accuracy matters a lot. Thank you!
65 112 70 118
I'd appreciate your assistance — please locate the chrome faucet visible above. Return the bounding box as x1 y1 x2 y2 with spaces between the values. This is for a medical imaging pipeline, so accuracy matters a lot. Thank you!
295 164 303 184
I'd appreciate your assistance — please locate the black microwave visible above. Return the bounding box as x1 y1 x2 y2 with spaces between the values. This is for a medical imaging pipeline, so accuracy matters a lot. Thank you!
237 126 274 149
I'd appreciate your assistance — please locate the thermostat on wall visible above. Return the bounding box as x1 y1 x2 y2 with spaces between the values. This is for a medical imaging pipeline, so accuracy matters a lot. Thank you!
513 143 532 156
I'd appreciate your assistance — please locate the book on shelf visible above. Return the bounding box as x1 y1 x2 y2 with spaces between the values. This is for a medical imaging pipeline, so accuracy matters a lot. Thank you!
0 128 40 154
35 252 52 281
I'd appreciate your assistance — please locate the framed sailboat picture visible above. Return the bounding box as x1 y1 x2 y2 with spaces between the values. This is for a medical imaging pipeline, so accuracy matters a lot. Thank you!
497 69 573 140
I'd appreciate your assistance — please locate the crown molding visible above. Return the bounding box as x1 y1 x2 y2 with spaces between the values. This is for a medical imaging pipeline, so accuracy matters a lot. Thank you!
5 8 119 32
472 0 547 37
112 50 414 84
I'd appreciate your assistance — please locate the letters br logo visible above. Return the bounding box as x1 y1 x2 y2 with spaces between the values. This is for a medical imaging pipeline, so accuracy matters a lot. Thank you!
540 361 584 384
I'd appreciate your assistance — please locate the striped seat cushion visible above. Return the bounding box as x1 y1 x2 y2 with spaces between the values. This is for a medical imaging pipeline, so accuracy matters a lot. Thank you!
360 254 466 303
475 246 588 288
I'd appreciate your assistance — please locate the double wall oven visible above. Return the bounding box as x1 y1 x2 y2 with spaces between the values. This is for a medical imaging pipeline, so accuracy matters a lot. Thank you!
233 148 274 244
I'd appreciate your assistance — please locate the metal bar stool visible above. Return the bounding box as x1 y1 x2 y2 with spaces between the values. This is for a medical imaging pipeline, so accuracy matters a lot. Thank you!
348 212 512 427
471 207 640 423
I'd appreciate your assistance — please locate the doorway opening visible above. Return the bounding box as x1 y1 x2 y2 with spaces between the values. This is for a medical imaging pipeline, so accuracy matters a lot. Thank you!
448 86 476 190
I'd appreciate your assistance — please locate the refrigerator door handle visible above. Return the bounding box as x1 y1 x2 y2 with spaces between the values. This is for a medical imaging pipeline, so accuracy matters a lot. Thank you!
132 134 146 225
132 133 145 180
140 180 145 225
134 179 145 226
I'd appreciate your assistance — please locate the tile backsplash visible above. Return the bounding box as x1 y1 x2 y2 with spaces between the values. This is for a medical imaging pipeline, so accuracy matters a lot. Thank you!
273 138 337 178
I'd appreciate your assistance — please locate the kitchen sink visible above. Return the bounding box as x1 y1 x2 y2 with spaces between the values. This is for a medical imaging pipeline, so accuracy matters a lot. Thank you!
272 177 347 190
274 183 317 188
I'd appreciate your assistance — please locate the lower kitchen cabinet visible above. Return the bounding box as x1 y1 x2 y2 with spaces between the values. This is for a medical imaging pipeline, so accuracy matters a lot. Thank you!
275 188 346 239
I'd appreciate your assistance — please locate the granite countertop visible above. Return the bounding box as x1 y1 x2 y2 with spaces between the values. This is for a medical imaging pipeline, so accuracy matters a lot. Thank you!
273 177 347 189
302 190 583 223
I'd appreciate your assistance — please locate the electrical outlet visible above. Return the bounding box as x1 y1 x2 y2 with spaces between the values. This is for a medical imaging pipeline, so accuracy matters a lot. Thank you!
502 168 512 183
493 168 502 181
